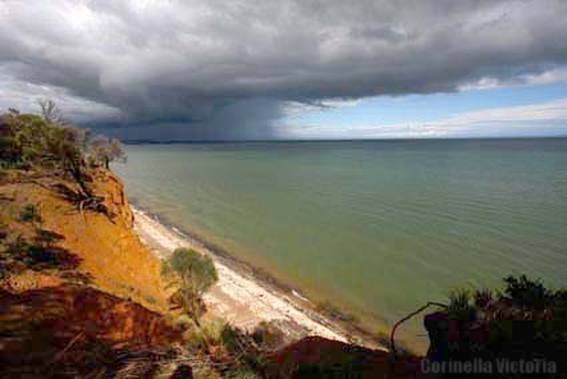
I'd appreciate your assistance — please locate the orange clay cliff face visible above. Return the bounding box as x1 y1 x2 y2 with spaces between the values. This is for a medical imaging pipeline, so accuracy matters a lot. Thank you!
0 168 168 311
0 167 185 377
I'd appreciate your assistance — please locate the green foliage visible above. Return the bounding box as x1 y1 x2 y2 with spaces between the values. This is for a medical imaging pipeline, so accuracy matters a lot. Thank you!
0 107 94 197
473 288 493 308
435 276 567 366
169 248 218 296
173 314 194 329
1 105 126 199
162 248 218 324
447 288 476 321
1 109 75 168
181 320 269 376
503 275 552 310
184 318 226 351
19 204 42 224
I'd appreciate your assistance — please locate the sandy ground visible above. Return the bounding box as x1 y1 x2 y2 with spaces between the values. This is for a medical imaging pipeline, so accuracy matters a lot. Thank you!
132 207 351 343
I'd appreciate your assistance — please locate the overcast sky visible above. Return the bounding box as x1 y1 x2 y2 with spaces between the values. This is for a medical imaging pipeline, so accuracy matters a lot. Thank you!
1 0 566 140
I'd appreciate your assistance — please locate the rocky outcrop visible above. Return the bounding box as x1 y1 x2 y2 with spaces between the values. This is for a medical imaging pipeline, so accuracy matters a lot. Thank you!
92 169 135 228
267 336 423 378
0 284 184 377
424 307 567 376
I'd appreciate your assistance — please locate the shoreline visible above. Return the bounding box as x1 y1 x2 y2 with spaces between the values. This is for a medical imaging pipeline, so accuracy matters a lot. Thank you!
130 204 388 351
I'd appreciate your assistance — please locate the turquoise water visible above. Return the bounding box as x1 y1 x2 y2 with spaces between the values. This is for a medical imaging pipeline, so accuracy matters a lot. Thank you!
115 139 567 350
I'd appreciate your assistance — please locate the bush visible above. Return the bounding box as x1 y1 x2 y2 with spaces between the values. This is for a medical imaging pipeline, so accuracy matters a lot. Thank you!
447 288 476 322
473 288 493 308
429 276 567 367
168 248 218 288
184 318 226 351
1 105 126 200
162 248 218 325
503 275 552 310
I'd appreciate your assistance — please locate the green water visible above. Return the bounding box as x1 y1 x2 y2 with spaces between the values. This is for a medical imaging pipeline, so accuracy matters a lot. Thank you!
115 139 567 350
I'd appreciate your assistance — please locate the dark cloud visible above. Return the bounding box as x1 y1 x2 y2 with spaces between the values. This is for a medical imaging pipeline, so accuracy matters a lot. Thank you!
0 0 566 139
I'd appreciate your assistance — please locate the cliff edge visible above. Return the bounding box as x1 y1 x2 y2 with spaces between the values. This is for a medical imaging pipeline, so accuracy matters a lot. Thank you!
0 167 187 377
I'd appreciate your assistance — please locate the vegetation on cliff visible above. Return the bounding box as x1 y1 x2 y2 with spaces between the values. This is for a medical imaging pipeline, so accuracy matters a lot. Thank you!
1 101 125 214
1 100 125 171
415 276 567 376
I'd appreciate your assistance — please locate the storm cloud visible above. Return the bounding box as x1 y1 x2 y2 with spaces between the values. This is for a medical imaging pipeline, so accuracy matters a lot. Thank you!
1 0 566 139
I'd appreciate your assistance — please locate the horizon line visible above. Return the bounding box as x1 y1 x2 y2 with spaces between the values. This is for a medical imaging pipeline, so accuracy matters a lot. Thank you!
121 135 567 145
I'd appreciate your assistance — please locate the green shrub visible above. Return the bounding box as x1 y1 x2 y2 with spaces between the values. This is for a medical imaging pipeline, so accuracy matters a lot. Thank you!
447 288 476 321
184 318 225 351
162 247 218 325
1 105 126 200
168 248 218 292
473 288 493 308
503 275 552 310
435 276 567 366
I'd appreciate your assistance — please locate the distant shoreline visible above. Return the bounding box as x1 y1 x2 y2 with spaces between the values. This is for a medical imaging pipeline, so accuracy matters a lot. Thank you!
122 136 567 145
130 202 389 351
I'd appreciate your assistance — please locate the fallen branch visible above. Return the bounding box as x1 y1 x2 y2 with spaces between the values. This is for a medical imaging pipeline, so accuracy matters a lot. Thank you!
52 183 113 220
390 301 447 358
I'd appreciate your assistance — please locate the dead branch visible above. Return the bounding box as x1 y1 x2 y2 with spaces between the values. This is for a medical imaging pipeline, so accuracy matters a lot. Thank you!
390 301 447 358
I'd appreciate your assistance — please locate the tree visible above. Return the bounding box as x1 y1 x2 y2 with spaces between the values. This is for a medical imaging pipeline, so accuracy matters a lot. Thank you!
89 136 126 169
46 125 93 196
162 248 218 326
38 99 65 124
2 111 50 165
1 105 87 174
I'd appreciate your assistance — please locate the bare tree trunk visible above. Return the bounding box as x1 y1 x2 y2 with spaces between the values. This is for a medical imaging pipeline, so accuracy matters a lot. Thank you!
68 163 92 197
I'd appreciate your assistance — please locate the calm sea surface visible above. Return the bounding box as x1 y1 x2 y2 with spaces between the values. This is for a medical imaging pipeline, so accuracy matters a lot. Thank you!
115 139 567 350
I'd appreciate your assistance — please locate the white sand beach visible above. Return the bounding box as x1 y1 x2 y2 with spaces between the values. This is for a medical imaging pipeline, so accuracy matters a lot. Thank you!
132 207 359 345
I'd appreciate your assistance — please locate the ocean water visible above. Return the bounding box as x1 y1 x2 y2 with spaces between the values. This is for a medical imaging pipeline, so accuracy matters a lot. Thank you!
114 139 567 350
